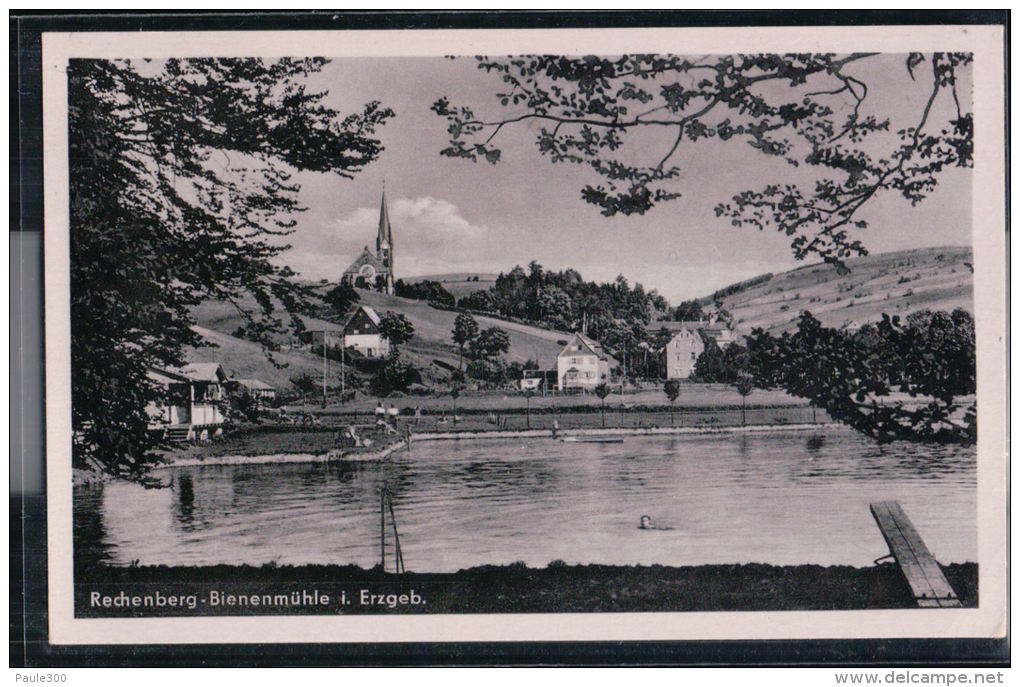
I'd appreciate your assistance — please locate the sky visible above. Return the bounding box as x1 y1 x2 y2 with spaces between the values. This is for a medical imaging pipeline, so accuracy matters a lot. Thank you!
274 55 972 303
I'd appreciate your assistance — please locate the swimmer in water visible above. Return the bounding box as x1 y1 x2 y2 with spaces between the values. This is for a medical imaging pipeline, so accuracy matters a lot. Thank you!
639 515 674 530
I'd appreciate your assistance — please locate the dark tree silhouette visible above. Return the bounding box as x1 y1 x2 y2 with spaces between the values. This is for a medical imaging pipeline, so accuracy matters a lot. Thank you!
70 57 392 474
325 283 360 318
745 310 976 443
449 384 461 428
594 382 612 428
734 372 755 426
379 311 416 350
663 379 681 426
433 53 972 266
452 313 480 371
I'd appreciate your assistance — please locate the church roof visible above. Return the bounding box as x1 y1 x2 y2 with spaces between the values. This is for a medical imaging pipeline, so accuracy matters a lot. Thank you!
343 245 381 275
378 191 392 245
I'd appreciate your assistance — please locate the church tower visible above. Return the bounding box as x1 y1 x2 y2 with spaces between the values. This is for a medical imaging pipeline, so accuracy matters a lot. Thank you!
376 189 394 295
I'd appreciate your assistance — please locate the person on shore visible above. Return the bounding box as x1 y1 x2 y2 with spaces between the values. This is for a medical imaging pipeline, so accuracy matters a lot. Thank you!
552 419 560 439
414 405 421 426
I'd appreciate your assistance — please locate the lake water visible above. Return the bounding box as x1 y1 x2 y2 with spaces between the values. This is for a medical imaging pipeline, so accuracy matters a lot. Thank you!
74 428 976 572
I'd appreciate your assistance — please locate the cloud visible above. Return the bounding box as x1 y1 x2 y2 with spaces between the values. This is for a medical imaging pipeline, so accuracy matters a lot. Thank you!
282 196 499 280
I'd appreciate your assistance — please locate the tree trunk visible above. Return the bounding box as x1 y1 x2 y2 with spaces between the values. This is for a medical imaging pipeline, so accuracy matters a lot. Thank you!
601 401 606 428
741 397 746 426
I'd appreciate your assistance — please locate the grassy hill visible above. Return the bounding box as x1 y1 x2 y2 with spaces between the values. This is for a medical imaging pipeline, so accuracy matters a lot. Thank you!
700 246 973 335
188 286 569 392
410 272 497 299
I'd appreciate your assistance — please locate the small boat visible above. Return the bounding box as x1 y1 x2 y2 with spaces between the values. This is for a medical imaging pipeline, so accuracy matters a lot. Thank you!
561 436 624 444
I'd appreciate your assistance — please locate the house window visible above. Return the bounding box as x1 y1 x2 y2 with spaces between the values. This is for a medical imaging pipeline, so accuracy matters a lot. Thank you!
690 352 696 360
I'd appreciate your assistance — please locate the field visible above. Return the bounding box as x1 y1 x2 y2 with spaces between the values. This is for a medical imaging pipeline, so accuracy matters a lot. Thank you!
412 272 498 299
706 246 973 335
188 287 568 391
185 246 974 394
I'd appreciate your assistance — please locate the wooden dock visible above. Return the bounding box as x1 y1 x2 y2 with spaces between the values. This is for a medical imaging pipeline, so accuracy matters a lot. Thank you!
870 501 962 608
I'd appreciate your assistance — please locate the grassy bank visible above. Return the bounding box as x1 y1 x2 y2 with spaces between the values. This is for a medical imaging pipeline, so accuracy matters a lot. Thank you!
162 403 829 463
74 561 977 616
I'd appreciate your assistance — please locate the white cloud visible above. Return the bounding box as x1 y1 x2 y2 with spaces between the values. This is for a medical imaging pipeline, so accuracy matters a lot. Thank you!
282 196 498 280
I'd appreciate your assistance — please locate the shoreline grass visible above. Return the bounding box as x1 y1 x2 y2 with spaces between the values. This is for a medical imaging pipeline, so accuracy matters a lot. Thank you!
74 561 978 615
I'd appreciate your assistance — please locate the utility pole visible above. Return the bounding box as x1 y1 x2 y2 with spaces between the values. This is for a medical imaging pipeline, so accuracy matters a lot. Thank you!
340 334 345 404
322 334 327 408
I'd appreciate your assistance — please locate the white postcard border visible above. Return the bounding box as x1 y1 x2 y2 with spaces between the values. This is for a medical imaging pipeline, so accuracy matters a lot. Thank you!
42 23 1007 645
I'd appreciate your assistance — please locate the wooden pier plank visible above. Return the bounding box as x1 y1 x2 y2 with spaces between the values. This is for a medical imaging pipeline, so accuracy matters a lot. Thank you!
870 501 962 608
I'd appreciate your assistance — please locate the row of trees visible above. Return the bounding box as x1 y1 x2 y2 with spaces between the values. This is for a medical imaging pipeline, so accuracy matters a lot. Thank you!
451 313 512 385
70 57 393 473
688 309 976 444
394 279 456 307
457 261 670 339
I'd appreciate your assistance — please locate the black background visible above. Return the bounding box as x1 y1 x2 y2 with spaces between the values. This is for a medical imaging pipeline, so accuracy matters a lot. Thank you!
10 9 1009 667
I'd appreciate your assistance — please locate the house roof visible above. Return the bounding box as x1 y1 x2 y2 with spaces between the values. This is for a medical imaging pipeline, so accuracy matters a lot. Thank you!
299 314 345 333
667 327 706 345
149 362 227 385
148 368 188 386
343 304 382 330
232 378 275 391
179 362 227 383
651 319 711 332
558 332 610 361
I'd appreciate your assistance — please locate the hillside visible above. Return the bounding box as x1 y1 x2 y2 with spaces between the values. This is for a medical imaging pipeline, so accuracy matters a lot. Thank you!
702 246 973 335
188 286 569 392
410 272 497 299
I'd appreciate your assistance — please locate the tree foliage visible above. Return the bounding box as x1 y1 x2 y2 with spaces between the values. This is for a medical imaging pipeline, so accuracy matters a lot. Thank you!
692 339 751 383
70 57 392 473
469 326 512 361
395 279 456 307
451 312 480 370
594 382 612 427
378 311 416 349
433 53 972 266
673 300 705 322
457 261 668 346
663 378 681 425
746 309 976 444
370 351 420 396
324 283 360 317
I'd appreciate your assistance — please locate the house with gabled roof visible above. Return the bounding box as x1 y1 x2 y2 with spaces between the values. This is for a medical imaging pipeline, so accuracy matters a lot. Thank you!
664 326 706 380
342 304 390 358
557 333 611 391
146 362 228 441
226 378 277 407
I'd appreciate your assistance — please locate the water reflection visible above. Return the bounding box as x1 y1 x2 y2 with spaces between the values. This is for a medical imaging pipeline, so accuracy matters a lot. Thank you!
74 428 977 572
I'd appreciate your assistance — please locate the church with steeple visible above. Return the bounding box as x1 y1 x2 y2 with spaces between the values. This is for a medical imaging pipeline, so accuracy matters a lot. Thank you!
340 189 395 295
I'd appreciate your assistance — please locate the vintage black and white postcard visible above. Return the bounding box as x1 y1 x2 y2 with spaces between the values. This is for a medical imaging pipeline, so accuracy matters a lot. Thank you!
41 21 1007 646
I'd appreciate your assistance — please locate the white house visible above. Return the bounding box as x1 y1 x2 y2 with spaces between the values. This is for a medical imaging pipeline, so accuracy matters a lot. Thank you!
557 333 611 391
664 327 706 380
147 362 228 441
342 305 390 358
